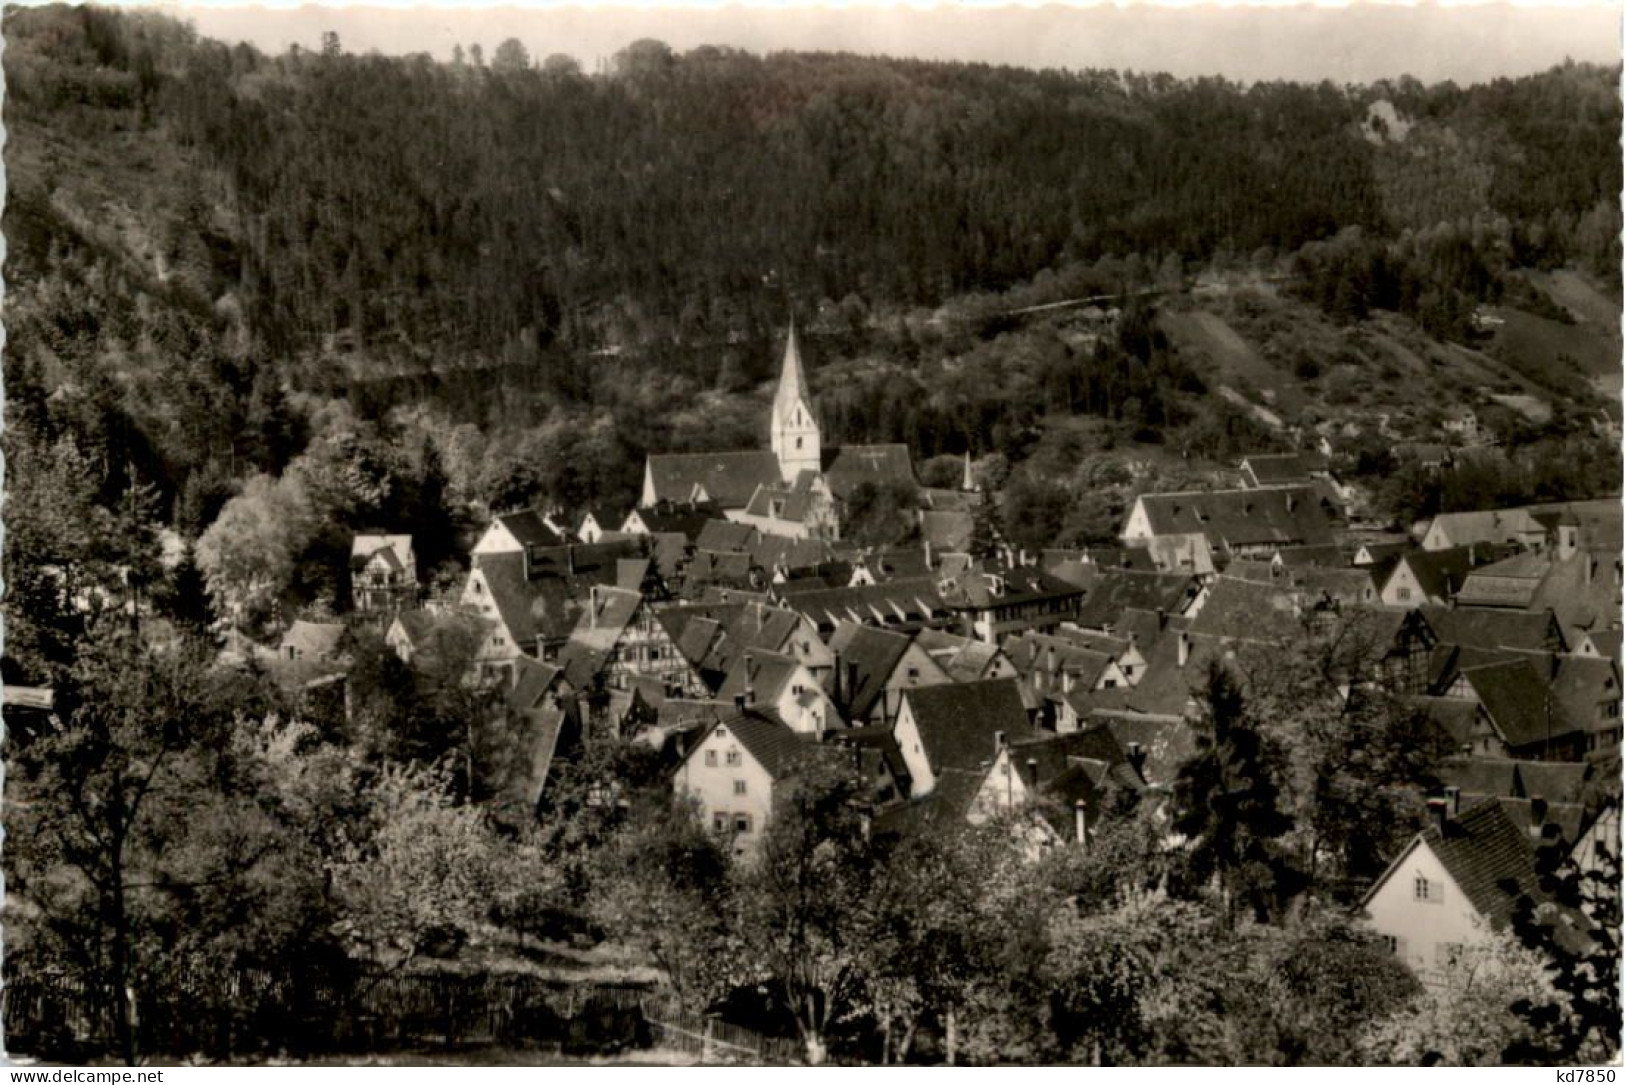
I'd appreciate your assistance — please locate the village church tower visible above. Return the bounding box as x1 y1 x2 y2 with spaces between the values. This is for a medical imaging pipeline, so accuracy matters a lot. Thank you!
769 322 822 481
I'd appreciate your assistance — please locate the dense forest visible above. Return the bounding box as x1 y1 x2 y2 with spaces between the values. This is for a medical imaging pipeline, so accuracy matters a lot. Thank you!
3 4 1621 624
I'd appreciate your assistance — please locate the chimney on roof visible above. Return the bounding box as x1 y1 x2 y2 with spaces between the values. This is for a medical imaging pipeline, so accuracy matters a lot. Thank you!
1026 756 1040 792
1443 785 1461 816
1177 631 1191 669
589 586 599 628
1126 741 1146 776
734 693 747 711
1426 796 1449 834
1075 799 1088 847
1530 797 1550 842
994 730 1007 755
1156 607 1168 632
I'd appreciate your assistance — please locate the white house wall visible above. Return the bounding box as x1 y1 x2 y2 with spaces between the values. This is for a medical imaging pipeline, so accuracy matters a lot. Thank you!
674 724 777 855
1364 840 1495 986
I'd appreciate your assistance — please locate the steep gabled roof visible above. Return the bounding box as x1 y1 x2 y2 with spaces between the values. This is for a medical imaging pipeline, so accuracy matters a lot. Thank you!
717 649 809 709
781 578 949 633
938 564 1084 611
902 678 1035 777
1073 570 1200 630
822 444 916 499
832 724 912 786
1084 711 1197 787
1463 660 1583 750
1007 727 1146 794
492 509 571 549
696 519 760 553
1407 798 1547 930
352 533 413 571
1406 695 1483 749
913 627 1005 682
828 622 917 721
752 534 839 573
556 587 645 688
630 502 722 541
1136 486 1336 549
1003 631 1115 689
1241 452 1316 486
689 710 814 780
1112 607 1190 651
646 451 784 509
1421 605 1568 654
1187 577 1299 643
280 620 349 660
1121 631 1230 718
1437 757 1522 800
1551 655 1621 737
509 657 567 713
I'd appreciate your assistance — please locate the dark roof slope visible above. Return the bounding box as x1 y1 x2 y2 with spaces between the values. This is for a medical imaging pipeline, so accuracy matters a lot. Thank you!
822 443 916 498
646 451 784 509
1417 798 1547 929
903 678 1035 777
1137 486 1336 549
699 711 813 779
1421 605 1568 654
493 509 571 548
1187 577 1299 642
827 622 916 721
1073 570 1202 630
1464 660 1583 749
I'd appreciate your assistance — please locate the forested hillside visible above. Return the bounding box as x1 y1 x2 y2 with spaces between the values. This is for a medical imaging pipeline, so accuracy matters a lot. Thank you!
4 4 1620 560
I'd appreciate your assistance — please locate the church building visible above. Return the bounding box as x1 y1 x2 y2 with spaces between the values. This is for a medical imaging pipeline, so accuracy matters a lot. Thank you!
640 325 917 538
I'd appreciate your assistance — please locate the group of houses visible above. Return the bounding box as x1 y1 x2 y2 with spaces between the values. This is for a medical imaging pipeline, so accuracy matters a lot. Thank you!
252 328 1620 992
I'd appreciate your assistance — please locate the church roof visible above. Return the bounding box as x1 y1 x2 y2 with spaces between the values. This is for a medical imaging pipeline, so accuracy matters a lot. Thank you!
822 444 916 499
645 450 783 509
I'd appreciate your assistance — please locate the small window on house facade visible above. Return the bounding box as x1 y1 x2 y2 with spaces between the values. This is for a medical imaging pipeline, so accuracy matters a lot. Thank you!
726 749 742 767
705 750 718 767
906 666 920 680
1397 587 1412 602
733 780 747 796
1414 875 1434 902
713 813 729 833
733 814 752 834
1380 934 1398 955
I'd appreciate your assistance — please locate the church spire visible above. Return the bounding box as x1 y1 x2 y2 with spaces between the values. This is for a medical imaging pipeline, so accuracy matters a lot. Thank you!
773 317 809 424
770 319 821 481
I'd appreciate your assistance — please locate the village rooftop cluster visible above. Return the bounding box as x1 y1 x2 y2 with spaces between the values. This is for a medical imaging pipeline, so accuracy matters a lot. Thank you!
53 326 1605 999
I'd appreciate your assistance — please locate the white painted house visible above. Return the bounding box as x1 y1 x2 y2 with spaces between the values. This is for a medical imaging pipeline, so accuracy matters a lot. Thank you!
672 712 810 855
1362 796 1547 987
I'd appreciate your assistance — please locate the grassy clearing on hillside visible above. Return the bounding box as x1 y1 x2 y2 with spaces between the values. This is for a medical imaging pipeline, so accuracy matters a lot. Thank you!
1486 305 1621 401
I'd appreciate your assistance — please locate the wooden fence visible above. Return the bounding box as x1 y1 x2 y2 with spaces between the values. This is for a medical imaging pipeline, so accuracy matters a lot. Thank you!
640 998 801 1065
3 970 655 1063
